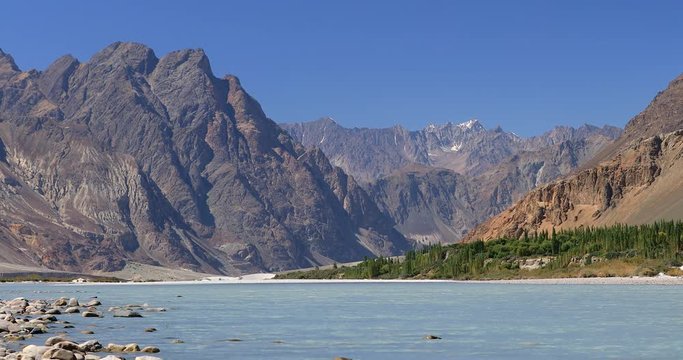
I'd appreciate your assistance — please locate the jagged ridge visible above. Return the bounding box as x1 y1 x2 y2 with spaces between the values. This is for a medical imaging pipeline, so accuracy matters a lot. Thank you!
0 42 410 274
283 118 621 243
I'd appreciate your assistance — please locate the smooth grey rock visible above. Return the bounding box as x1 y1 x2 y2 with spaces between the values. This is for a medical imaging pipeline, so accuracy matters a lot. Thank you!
45 336 69 346
41 347 76 360
0 319 12 332
20 345 50 358
123 343 140 352
105 343 126 352
143 308 166 312
113 310 142 318
78 340 102 352
140 346 159 353
85 300 101 307
55 340 80 351
81 311 102 318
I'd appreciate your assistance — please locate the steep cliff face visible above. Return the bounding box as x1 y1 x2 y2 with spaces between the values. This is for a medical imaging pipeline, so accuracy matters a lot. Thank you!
369 165 477 245
465 73 683 241
0 43 409 274
465 132 681 241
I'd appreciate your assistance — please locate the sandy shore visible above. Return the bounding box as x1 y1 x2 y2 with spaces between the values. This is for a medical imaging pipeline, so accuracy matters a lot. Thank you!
49 272 683 286
265 273 683 285
4 261 682 286
458 275 683 285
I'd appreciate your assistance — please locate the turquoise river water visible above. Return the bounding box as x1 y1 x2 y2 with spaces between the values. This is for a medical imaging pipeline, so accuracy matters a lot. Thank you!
1 282 683 359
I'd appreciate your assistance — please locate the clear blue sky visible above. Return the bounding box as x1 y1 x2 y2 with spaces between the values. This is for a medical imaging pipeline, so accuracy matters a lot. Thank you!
2 0 683 136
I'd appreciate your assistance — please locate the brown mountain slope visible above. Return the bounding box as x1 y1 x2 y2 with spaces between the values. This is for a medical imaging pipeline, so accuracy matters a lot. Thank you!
582 73 683 169
465 73 683 241
0 43 409 274
466 131 683 240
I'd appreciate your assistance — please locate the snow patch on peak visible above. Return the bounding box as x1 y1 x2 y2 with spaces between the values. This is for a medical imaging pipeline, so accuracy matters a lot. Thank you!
458 119 480 130
424 119 483 133
450 142 463 152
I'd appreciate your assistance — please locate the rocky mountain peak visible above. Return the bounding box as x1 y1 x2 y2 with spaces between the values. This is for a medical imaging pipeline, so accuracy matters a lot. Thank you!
623 72 683 140
309 117 343 130
317 116 340 127
424 119 485 134
529 124 622 148
0 43 409 274
226 74 266 118
0 48 20 78
458 119 484 131
580 72 683 170
225 74 286 153
157 48 212 76
91 41 159 75
39 55 80 102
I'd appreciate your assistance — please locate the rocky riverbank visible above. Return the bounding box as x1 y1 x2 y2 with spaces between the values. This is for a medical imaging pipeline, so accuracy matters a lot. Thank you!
0 297 166 360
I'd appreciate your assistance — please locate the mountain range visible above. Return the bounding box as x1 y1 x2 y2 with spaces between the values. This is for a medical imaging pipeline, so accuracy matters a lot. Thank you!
282 119 621 243
1 42 681 278
0 43 409 275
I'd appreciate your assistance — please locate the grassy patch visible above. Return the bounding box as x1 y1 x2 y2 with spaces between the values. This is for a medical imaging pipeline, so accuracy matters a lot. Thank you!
277 220 683 280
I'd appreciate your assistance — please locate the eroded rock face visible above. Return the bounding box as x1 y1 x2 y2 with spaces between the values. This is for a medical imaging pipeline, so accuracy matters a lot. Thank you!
369 165 478 245
0 42 409 274
464 132 675 240
465 76 683 242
